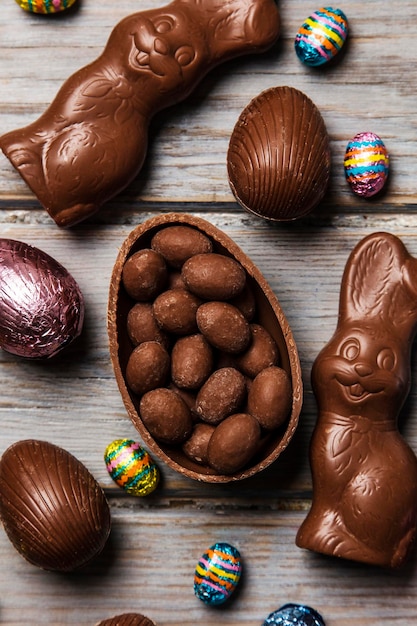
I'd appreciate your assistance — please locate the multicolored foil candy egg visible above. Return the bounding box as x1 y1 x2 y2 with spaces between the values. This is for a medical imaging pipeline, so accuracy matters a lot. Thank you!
194 542 242 606
295 7 348 67
104 439 159 496
262 604 326 626
344 132 389 197
15 0 77 13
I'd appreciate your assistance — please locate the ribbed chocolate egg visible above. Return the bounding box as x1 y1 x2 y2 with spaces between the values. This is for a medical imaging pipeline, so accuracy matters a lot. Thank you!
0 440 111 571
0 239 84 358
227 86 331 221
96 614 157 626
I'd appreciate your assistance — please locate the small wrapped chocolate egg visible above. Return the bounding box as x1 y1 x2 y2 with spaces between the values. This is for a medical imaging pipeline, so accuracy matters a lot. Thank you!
0 239 84 359
104 439 159 496
344 132 389 197
262 604 325 626
194 542 242 606
15 0 77 13
295 7 348 67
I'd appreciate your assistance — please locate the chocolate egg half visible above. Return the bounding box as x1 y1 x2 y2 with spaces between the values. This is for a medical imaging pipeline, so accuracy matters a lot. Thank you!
227 86 331 221
0 239 84 358
107 213 302 483
0 439 111 571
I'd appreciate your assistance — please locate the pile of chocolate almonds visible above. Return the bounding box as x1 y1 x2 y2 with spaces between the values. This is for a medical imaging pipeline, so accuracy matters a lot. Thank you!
108 214 302 482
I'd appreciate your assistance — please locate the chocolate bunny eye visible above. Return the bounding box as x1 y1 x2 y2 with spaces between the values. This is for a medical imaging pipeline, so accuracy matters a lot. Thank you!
175 45 195 67
377 347 395 371
155 17 174 34
340 338 360 361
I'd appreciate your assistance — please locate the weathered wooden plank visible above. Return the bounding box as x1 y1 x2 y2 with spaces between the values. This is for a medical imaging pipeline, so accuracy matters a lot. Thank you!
0 506 416 626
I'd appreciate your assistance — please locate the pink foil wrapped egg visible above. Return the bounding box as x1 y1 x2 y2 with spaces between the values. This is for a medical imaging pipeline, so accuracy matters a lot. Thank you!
0 239 84 358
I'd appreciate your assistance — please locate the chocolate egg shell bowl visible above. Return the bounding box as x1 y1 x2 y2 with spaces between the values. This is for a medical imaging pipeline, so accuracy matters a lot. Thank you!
108 213 302 482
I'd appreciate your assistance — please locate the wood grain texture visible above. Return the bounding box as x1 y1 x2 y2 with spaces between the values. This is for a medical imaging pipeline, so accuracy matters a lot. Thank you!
1 0 417 624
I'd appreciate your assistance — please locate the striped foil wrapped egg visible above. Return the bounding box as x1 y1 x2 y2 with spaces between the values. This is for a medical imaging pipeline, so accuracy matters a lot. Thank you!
15 0 77 13
104 439 159 496
295 7 348 67
194 542 242 606
344 132 390 198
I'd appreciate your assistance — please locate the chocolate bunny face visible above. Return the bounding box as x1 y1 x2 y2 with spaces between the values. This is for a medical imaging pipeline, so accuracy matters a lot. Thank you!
296 232 417 568
129 12 198 90
313 324 409 419
109 6 205 97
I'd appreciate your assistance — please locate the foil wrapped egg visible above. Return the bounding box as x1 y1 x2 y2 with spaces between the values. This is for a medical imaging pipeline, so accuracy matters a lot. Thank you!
294 7 349 67
227 86 330 221
0 239 84 359
15 0 77 13
194 542 242 606
0 439 111 571
105 439 159 496
262 604 326 626
344 132 389 197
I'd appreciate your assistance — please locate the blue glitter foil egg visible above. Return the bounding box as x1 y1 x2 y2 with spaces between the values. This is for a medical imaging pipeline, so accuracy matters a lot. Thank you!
104 439 159 496
194 542 242 606
295 7 348 67
344 132 390 197
262 604 326 626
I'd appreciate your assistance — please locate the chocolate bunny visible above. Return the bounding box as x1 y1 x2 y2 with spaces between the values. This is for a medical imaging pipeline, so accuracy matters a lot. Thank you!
0 0 280 228
296 232 417 568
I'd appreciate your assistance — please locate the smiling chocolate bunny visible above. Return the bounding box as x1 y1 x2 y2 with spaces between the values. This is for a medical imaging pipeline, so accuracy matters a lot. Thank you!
0 0 280 228
296 231 417 568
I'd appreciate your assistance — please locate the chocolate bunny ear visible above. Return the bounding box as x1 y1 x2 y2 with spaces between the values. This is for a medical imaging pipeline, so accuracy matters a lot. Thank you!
339 232 417 335
199 0 280 58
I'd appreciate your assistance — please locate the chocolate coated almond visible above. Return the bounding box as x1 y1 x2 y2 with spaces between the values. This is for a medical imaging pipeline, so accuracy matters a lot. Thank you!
207 413 261 474
196 301 250 353
122 249 167 302
195 367 246 425
140 387 193 444
182 253 246 300
151 225 213 268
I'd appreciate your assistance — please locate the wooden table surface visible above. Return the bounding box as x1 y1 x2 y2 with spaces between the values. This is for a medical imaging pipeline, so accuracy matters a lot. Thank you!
1 1 417 624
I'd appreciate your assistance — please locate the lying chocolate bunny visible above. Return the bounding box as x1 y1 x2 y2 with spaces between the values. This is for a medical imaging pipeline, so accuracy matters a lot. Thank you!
296 232 417 568
0 0 280 227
